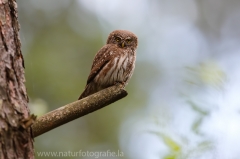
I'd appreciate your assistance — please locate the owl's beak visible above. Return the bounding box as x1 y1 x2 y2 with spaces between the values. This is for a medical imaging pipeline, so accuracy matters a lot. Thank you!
122 42 125 48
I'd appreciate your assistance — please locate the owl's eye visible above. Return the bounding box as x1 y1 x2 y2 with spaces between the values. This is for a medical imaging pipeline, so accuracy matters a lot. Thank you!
126 39 132 44
115 37 121 42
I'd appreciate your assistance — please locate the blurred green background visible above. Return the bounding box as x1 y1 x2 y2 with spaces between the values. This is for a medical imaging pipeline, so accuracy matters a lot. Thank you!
18 0 240 159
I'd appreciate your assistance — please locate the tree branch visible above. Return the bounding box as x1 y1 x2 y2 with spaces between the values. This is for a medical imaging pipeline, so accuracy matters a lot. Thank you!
31 84 127 138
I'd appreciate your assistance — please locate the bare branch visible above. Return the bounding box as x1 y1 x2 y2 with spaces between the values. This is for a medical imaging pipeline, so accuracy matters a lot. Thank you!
31 84 127 138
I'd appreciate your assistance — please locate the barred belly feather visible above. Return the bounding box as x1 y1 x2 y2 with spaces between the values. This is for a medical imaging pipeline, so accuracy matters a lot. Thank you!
95 53 129 86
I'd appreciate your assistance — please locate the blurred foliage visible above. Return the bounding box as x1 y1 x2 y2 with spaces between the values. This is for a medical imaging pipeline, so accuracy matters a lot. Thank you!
149 130 213 159
185 61 226 89
17 0 240 159
18 1 151 159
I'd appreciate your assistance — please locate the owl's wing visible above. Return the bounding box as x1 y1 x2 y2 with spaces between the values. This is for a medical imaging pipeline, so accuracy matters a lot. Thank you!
86 45 117 84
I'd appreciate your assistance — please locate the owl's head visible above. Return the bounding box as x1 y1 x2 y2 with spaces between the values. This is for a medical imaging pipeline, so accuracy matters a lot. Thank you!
107 30 138 49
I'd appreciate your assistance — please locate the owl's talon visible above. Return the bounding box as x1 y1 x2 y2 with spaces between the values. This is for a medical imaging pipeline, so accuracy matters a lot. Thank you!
114 81 125 87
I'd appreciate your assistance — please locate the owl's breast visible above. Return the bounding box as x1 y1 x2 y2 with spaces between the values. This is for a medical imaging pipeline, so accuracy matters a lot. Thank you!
95 52 128 86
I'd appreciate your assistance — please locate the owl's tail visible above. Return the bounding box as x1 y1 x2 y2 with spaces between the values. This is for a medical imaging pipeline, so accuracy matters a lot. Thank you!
78 83 97 100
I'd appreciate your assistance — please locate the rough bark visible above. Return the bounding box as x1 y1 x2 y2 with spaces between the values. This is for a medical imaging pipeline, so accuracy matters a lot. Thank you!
0 0 34 158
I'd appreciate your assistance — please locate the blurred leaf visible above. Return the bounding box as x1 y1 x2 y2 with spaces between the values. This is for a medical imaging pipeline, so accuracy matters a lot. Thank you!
192 117 203 135
185 61 226 89
186 100 209 116
149 131 181 152
184 140 213 159
162 135 181 152
199 62 225 87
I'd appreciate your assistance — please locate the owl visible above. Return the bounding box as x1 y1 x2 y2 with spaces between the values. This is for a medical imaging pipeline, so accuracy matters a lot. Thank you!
78 30 138 100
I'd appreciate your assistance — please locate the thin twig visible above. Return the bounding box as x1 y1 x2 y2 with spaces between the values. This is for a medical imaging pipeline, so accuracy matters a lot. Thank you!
31 84 127 138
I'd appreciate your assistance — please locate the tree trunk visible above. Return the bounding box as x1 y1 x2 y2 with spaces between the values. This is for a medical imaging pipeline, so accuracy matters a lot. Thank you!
0 0 34 158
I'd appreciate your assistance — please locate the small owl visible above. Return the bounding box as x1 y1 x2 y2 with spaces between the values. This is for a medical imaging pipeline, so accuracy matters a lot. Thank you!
78 30 138 100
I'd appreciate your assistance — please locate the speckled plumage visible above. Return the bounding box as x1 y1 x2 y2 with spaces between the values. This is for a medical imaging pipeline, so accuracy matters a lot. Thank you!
78 30 138 99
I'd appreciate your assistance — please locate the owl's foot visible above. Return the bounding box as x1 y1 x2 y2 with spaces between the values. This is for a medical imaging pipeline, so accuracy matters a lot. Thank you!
114 81 125 88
